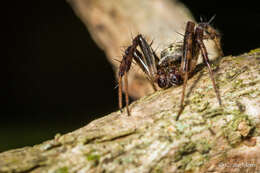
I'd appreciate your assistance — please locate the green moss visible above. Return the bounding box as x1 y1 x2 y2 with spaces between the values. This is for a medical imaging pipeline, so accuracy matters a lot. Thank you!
231 115 246 130
202 108 224 119
139 89 164 102
232 79 244 89
85 152 101 166
233 56 248 62
193 155 206 167
174 142 196 162
252 127 260 137
190 92 205 105
196 101 209 112
175 122 189 135
224 129 241 147
177 155 192 170
248 80 258 86
226 67 248 82
248 48 260 55
54 133 61 140
223 112 255 146
174 138 212 170
54 167 68 173
121 156 134 164
86 154 100 161
196 139 211 154
235 101 246 113
176 151 210 171
152 165 164 173
238 88 259 98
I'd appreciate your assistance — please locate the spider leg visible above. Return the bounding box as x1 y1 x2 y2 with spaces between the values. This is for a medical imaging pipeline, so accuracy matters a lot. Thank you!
118 71 131 115
118 74 123 112
133 49 158 91
118 43 137 115
130 35 159 91
198 23 223 56
118 58 131 115
118 34 159 115
195 27 222 106
137 35 158 79
124 72 130 115
133 50 151 79
176 21 195 120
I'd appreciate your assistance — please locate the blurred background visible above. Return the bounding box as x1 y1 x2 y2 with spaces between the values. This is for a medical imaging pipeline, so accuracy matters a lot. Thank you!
2 0 259 152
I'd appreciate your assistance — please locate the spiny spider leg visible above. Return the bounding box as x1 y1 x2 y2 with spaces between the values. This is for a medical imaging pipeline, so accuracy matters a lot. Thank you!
138 36 158 79
177 21 195 120
118 73 123 111
133 50 152 80
119 21 223 118
118 39 138 114
118 34 158 115
133 50 158 91
177 21 222 120
195 26 222 106
198 23 223 56
124 71 130 115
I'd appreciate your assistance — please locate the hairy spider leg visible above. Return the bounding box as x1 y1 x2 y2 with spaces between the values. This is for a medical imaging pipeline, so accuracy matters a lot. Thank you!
137 35 158 79
118 41 138 115
177 21 195 120
133 50 158 91
195 26 222 106
118 74 123 110
118 58 131 115
177 21 223 120
132 35 159 93
118 34 159 115
124 71 130 115
198 23 223 56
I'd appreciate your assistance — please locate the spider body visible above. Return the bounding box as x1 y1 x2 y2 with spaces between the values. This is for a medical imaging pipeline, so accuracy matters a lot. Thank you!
118 21 223 119
156 42 184 88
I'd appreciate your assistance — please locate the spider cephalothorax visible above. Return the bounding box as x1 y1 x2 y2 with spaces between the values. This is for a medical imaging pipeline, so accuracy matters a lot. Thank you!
118 21 223 120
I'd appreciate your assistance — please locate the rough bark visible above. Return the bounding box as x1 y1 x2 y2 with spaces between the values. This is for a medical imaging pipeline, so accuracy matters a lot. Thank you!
1 0 260 173
1 50 260 173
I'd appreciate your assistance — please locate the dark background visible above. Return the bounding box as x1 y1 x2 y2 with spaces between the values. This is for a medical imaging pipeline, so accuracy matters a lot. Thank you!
2 1 260 152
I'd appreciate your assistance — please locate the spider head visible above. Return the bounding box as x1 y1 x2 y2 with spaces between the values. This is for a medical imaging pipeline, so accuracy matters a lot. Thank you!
168 72 182 86
157 74 168 88
157 69 182 88
157 69 169 88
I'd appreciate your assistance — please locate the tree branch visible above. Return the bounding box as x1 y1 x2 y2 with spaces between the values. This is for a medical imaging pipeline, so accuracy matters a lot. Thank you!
1 50 260 173
1 0 259 172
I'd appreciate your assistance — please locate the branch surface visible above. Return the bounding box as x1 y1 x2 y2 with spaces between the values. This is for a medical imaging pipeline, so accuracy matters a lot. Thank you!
1 50 260 173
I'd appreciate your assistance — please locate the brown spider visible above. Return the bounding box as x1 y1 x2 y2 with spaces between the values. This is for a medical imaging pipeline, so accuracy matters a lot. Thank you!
118 21 223 120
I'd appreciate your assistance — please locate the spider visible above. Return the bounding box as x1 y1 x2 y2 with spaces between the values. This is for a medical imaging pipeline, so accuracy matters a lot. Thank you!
118 21 223 120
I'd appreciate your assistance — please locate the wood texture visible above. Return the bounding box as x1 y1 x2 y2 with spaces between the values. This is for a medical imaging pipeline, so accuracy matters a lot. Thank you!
1 50 260 173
